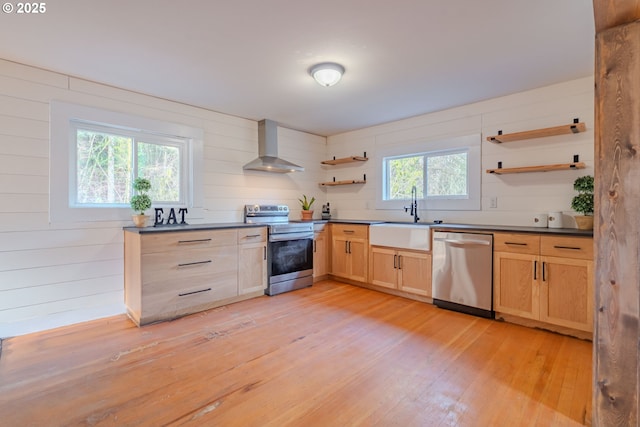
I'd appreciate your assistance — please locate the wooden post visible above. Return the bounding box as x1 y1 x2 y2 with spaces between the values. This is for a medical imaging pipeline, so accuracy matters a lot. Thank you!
593 10 640 426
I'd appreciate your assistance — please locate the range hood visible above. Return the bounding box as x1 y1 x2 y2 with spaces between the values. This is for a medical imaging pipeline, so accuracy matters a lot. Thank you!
243 119 304 173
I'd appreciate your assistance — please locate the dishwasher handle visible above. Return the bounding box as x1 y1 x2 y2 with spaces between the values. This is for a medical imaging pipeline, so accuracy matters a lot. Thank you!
434 237 492 246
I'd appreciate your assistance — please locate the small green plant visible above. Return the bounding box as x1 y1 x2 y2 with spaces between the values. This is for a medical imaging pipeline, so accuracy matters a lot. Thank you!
299 195 316 211
570 175 594 216
130 177 152 215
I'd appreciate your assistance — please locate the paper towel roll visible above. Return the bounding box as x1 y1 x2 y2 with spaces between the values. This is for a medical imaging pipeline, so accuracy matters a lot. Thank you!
548 212 563 228
533 213 548 228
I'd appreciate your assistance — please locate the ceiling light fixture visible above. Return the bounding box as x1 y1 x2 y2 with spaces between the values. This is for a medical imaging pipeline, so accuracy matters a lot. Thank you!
309 62 345 87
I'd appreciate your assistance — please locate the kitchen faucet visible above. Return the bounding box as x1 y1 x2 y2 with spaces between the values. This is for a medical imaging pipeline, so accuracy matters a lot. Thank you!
404 185 420 223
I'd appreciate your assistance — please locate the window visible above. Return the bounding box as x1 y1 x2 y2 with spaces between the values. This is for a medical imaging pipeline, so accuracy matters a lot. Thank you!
72 123 185 206
384 150 468 200
377 134 480 211
51 101 203 223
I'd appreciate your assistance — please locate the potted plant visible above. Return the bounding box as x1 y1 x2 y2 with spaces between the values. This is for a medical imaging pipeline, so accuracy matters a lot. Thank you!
130 177 152 227
570 175 594 230
298 195 316 220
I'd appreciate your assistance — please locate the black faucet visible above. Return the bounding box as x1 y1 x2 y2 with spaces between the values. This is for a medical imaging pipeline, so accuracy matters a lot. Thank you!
404 185 420 223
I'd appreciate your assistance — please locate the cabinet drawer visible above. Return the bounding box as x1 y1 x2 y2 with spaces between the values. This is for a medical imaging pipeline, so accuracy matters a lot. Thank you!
238 227 267 244
331 224 368 239
541 236 593 260
142 246 237 284
141 229 238 254
493 233 540 255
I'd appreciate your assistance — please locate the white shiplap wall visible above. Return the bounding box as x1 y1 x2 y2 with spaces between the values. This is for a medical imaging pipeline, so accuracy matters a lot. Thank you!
0 59 326 338
325 77 594 226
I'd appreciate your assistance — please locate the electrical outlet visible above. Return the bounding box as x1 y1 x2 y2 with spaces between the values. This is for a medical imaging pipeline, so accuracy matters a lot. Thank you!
489 197 498 209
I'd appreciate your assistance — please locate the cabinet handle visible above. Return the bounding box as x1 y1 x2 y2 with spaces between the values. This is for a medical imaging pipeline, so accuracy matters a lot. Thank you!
264 246 267 260
553 245 582 251
343 230 355 234
177 260 212 267
179 288 212 297
313 240 317 253
178 238 211 244
398 255 403 270
345 241 349 253
505 242 527 246
393 254 397 269
533 260 537 280
244 234 261 238
348 241 352 254
542 262 547 282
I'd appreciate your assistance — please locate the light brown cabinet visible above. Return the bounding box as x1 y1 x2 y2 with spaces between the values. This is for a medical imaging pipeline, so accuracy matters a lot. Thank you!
493 233 593 333
331 224 368 282
238 228 267 295
124 226 267 326
369 246 431 296
313 223 329 281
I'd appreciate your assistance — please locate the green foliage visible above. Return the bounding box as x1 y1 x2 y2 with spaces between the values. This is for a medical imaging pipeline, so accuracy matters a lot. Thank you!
131 177 152 214
75 129 182 205
133 177 151 192
299 195 316 210
386 152 467 200
573 175 594 193
130 195 152 214
571 175 594 215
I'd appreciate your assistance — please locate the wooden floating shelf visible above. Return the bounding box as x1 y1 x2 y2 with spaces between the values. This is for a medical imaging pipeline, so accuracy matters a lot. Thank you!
320 179 367 186
486 162 586 175
487 122 587 144
321 155 368 165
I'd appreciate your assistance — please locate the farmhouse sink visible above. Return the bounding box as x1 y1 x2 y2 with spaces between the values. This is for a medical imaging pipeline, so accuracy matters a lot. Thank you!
369 223 431 251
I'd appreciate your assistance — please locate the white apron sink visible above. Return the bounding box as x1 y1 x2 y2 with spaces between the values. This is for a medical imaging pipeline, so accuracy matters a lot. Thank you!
369 223 431 251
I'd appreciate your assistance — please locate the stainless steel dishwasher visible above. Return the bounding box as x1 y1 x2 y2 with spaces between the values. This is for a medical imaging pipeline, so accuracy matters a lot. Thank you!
431 231 494 318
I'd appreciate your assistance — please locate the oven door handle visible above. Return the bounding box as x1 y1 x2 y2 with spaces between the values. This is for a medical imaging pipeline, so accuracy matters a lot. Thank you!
268 232 314 242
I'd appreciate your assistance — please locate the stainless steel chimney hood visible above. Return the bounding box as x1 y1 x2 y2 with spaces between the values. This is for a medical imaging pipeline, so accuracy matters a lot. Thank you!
243 119 304 173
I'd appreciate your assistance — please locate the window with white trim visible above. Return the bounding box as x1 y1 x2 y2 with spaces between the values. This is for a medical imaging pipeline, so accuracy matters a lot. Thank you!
72 123 187 206
50 101 203 223
376 134 481 211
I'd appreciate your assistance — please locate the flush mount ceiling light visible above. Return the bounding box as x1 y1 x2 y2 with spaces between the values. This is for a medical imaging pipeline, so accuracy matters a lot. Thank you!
309 62 345 87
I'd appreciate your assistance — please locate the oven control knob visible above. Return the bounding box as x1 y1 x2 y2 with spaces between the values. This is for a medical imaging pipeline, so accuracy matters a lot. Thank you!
247 206 254 212
254 205 260 212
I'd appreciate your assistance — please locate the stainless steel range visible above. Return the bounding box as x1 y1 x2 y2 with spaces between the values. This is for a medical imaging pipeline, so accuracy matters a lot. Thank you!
244 204 314 296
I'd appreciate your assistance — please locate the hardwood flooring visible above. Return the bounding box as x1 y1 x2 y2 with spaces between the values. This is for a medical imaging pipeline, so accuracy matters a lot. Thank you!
0 281 592 426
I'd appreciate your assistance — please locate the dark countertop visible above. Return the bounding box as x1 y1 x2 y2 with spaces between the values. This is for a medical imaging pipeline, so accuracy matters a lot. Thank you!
328 219 592 236
123 219 592 237
123 222 266 234
427 223 592 237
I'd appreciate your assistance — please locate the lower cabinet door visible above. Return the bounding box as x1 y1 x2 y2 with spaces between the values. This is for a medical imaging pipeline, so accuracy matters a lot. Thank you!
238 242 267 294
539 256 593 332
369 246 397 289
493 252 538 320
397 250 431 297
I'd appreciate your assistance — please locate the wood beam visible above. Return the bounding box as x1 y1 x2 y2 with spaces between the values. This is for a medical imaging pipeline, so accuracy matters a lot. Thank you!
593 16 640 427
593 0 640 32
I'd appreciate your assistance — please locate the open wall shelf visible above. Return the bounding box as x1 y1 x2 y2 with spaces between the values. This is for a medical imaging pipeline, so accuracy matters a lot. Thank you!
487 120 586 144
321 154 368 165
320 153 368 186
487 161 586 175
320 179 367 186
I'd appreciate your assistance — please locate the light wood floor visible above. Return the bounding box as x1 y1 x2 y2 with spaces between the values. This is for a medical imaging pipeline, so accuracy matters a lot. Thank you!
0 281 592 426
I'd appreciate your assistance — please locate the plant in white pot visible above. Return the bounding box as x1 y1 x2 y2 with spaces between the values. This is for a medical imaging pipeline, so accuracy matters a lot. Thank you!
571 175 594 230
130 177 152 227
298 195 315 220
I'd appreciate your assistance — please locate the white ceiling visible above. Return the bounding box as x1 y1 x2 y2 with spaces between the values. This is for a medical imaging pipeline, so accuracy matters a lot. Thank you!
0 0 595 136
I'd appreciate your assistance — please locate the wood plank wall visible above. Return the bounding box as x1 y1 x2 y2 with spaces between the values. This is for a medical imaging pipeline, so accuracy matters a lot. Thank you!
0 59 326 338
592 1 640 425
